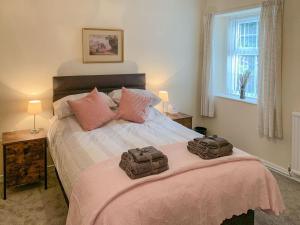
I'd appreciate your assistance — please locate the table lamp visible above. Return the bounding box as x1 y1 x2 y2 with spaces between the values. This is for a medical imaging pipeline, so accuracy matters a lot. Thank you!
28 100 42 134
159 91 169 114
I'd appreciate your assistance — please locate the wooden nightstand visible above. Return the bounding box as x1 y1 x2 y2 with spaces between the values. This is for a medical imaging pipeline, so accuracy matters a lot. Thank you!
2 129 47 200
166 112 193 129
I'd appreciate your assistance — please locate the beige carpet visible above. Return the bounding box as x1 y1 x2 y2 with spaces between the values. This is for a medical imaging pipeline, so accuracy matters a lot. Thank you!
255 172 300 225
0 169 68 225
0 169 299 225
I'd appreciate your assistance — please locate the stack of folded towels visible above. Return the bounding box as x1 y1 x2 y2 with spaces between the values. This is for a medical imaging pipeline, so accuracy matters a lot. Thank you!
187 135 233 160
119 146 169 179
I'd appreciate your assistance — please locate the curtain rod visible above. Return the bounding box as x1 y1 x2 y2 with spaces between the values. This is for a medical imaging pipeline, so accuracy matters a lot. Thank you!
212 3 262 16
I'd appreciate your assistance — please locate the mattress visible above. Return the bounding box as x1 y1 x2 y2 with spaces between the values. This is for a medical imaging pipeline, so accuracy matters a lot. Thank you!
47 108 200 197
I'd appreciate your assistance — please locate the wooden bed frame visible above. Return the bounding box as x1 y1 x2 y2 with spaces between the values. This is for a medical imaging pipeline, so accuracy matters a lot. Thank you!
52 73 254 225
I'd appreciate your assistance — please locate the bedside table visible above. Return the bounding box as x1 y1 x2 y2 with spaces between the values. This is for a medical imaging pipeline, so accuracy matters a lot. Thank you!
2 129 47 200
166 112 193 129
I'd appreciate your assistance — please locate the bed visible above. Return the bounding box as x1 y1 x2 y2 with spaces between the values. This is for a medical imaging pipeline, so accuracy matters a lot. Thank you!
48 73 283 225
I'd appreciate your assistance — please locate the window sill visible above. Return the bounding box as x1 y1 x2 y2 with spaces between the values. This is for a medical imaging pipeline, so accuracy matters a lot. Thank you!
216 94 257 105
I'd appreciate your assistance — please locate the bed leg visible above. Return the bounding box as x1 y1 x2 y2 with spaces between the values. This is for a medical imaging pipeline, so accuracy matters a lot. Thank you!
55 168 69 206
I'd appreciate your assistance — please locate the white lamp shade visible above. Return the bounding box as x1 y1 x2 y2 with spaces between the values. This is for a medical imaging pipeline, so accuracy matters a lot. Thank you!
28 100 42 114
159 91 169 102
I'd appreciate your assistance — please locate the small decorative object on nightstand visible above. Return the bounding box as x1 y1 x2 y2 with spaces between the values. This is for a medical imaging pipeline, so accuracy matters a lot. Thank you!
166 112 193 129
2 129 47 200
27 100 42 134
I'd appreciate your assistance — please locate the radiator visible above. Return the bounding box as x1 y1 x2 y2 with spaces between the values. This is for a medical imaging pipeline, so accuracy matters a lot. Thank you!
292 112 300 177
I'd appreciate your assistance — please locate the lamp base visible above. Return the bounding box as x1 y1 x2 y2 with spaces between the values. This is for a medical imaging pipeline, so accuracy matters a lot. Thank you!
30 128 40 134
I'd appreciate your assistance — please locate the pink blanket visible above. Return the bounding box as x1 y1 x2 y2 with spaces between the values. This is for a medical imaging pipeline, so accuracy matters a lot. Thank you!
66 142 284 225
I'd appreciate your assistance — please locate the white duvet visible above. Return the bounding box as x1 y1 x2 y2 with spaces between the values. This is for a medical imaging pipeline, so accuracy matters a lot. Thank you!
48 108 200 197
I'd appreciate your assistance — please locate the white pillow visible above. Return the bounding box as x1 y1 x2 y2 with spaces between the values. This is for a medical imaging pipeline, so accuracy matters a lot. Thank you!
108 89 161 106
53 92 117 119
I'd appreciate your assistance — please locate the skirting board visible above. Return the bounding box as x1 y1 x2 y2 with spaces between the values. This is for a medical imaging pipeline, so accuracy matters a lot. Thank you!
260 158 300 183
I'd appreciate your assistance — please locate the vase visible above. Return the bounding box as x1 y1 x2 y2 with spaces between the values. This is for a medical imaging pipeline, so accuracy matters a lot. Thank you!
240 88 246 99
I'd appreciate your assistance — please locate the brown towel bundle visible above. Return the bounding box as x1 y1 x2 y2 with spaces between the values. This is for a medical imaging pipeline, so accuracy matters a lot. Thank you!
128 147 164 163
187 135 233 159
120 146 169 179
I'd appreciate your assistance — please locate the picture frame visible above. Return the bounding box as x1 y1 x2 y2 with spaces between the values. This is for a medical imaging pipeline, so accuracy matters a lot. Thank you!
82 28 124 63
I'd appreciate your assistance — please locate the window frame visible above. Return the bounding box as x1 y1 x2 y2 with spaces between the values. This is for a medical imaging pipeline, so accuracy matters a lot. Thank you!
226 15 260 100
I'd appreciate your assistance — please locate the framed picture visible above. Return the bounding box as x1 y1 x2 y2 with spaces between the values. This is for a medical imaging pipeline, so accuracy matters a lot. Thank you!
82 28 124 63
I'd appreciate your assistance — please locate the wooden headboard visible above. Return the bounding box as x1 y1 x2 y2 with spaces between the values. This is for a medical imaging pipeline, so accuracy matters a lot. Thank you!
53 73 146 102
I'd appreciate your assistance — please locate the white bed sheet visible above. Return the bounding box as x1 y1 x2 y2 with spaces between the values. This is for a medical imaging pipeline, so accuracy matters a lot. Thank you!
48 108 201 197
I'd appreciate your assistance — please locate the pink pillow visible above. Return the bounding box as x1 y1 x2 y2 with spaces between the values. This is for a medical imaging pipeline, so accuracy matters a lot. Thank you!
68 88 116 131
117 87 151 123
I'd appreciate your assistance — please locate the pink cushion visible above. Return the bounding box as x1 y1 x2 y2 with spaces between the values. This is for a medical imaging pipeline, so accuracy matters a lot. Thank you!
117 87 151 123
68 88 116 131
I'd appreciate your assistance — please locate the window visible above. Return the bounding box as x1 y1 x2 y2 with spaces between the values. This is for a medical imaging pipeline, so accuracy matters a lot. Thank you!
228 16 259 98
212 8 261 102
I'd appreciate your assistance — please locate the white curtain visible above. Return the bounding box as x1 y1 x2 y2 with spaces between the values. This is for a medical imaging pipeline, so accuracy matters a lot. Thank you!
258 0 284 139
200 13 215 117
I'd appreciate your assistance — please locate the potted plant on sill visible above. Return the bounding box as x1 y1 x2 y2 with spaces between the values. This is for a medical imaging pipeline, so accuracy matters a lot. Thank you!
239 70 251 99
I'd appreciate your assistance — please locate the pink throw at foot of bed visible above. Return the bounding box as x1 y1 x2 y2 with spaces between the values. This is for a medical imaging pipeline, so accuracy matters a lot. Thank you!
66 142 285 225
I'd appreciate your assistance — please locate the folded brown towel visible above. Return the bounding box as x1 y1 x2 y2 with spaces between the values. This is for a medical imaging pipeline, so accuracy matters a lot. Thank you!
128 146 164 163
120 147 169 179
121 163 169 179
194 135 229 148
120 152 168 175
188 135 233 160
207 135 229 147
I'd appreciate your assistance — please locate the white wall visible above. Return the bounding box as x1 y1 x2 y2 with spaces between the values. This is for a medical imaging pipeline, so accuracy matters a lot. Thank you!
0 0 204 133
200 0 300 169
0 0 205 174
